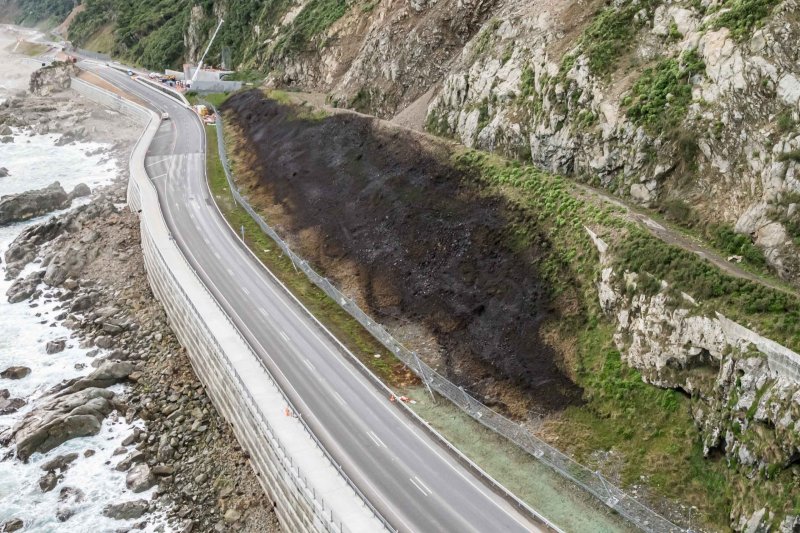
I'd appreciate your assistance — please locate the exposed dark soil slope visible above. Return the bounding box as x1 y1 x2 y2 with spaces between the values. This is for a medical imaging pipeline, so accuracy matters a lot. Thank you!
223 90 582 412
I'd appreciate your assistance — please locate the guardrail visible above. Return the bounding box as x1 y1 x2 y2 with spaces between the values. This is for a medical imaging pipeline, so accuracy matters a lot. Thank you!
208 103 685 533
75 72 386 532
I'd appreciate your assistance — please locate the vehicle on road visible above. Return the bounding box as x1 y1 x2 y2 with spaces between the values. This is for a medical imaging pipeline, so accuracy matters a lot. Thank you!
161 112 170 120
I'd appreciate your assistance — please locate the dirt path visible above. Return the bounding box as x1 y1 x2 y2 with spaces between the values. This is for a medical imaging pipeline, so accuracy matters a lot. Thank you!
572 182 799 297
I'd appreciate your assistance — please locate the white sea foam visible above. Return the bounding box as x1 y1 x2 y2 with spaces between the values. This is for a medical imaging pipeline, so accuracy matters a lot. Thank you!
0 131 169 531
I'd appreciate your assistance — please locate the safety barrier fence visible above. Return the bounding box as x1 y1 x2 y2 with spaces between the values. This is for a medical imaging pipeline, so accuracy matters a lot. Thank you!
209 104 685 533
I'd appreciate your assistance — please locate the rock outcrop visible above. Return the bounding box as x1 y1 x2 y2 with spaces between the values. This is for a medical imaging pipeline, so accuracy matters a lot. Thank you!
29 62 78 96
9 387 117 460
1 366 31 380
103 499 149 520
0 182 70 226
589 230 800 526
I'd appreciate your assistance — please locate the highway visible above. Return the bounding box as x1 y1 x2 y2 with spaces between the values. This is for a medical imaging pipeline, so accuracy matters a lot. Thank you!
84 64 547 533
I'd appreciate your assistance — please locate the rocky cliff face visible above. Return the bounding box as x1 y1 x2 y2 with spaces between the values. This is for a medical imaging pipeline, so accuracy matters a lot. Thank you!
29 61 78 96
588 229 800 529
180 0 800 286
427 0 800 286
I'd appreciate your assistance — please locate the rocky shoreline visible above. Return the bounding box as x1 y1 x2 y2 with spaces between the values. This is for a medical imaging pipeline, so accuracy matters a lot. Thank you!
0 63 278 531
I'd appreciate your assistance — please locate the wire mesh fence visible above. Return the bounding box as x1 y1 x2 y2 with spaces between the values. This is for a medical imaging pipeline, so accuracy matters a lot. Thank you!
209 108 684 533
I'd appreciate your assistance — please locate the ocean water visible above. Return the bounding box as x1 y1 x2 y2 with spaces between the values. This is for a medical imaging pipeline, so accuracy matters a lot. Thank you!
0 130 168 531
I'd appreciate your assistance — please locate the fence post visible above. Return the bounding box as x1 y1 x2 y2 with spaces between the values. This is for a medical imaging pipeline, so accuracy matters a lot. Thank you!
413 352 436 403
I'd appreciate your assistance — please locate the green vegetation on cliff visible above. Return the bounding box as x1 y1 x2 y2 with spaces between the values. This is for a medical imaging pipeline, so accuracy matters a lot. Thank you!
12 0 72 26
66 0 352 70
624 50 705 132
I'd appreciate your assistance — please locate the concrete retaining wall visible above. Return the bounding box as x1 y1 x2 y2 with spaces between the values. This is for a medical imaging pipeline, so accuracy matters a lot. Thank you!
71 77 149 125
192 79 243 93
75 76 384 533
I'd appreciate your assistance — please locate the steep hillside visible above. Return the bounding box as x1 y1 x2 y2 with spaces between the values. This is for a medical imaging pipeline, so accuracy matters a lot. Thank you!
220 90 800 531
34 0 799 289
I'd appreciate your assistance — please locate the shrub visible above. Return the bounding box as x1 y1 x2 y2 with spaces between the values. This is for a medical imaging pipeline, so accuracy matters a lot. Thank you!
625 50 705 132
271 0 349 59
580 2 648 75
713 0 782 41
777 150 800 163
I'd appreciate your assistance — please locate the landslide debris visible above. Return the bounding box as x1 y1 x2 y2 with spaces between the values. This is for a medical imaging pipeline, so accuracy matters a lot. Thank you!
223 90 582 413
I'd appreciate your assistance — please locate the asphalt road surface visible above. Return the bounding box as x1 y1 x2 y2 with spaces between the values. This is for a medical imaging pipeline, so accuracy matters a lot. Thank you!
83 64 547 533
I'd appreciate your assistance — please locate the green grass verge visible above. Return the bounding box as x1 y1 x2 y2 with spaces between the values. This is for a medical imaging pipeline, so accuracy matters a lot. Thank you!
405 385 636 533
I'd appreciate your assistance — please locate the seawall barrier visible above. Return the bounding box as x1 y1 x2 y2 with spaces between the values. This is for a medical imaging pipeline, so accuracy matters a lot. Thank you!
72 74 385 533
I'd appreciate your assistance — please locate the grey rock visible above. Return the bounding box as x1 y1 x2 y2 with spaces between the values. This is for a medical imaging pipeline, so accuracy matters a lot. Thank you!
59 486 84 503
58 361 133 395
55 505 74 522
68 183 91 200
41 452 79 472
43 243 96 287
46 339 66 354
94 335 113 349
39 471 61 492
6 270 42 303
152 464 175 476
115 449 145 472
0 396 26 415
29 62 78 96
103 499 149 520
11 387 115 460
0 167 9 177
1 366 31 380
0 182 70 226
2 518 23 532
125 464 155 493
223 509 241 523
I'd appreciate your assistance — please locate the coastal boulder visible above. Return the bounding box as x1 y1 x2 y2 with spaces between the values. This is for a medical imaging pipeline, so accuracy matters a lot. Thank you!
103 499 149 520
11 387 115 460
46 339 66 354
125 464 155 493
68 183 91 200
0 182 70 226
1 366 31 380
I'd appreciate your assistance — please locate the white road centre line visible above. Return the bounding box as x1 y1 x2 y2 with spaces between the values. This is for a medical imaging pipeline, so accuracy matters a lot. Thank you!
279 331 290 343
258 307 269 317
213 251 221 260
367 431 386 448
226 268 234 276
241 286 250 295
303 359 315 371
203 237 210 245
413 475 433 495
332 391 347 406
409 476 431 496
150 173 168 180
